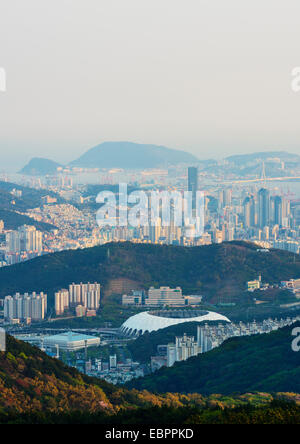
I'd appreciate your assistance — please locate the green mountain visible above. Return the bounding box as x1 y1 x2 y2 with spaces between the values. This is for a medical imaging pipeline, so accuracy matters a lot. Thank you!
70 141 198 169
127 323 300 395
0 334 299 424
20 158 63 176
0 241 299 308
0 334 196 415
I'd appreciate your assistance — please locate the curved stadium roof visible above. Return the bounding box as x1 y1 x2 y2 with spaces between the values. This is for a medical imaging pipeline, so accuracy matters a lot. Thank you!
120 310 230 336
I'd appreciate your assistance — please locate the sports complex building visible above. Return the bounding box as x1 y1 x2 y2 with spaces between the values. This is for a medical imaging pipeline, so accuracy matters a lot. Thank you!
43 331 100 351
120 309 230 337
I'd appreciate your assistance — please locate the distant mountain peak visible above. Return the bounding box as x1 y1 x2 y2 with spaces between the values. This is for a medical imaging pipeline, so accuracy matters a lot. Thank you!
69 141 198 169
20 157 63 176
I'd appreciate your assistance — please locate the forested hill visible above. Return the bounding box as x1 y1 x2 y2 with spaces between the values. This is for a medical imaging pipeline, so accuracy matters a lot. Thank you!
127 323 300 395
0 241 299 305
0 334 299 424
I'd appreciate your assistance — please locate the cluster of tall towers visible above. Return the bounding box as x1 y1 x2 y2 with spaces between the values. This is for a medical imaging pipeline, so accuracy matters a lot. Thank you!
6 225 43 254
4 292 47 321
55 282 101 315
243 189 289 230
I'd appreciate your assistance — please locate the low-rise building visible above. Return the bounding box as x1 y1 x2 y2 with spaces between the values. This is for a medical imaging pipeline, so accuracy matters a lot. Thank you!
44 332 100 351
247 276 262 292
146 286 185 306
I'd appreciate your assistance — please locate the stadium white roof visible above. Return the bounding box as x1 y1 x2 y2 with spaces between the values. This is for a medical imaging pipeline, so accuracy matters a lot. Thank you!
120 310 230 336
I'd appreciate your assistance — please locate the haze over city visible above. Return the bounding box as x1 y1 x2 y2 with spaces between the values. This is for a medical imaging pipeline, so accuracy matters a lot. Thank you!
0 0 300 427
1 0 300 170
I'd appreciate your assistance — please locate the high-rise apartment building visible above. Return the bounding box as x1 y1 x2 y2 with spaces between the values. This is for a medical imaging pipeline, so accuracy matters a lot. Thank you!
55 289 70 315
197 325 213 353
6 225 42 254
4 292 47 322
54 283 101 316
167 334 199 367
69 282 101 310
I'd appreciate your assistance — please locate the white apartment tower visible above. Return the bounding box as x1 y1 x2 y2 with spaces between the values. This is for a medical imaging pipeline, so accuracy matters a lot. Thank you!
55 289 70 315
4 292 47 322
6 225 42 253
69 282 101 310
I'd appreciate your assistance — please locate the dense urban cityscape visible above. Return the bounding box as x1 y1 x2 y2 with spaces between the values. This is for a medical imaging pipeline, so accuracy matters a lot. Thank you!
1 0 300 426
0 155 299 393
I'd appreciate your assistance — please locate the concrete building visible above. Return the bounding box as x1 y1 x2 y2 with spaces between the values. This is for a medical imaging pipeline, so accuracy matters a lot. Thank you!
247 276 262 292
0 328 6 352
109 354 117 369
6 225 42 254
122 290 145 306
167 333 199 367
4 292 47 322
55 289 69 315
69 282 101 310
146 286 185 306
43 332 100 351
55 282 101 316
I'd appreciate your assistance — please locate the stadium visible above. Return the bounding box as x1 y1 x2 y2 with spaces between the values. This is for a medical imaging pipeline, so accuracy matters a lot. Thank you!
120 309 230 336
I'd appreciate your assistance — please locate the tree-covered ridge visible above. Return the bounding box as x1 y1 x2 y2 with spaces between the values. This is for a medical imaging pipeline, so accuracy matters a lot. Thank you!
1 400 300 424
0 334 299 423
127 323 300 395
0 241 299 304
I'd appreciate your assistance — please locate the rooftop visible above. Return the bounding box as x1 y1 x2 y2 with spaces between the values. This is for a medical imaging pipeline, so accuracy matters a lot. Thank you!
45 332 98 342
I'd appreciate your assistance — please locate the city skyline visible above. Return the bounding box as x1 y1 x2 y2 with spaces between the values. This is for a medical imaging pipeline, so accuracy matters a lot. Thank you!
0 0 300 426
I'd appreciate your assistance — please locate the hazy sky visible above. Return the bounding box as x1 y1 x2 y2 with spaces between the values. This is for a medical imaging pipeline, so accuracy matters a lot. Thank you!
1 0 300 170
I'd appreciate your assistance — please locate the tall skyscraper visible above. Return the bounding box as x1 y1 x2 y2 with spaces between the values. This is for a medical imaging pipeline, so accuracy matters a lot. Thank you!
188 167 198 210
272 196 283 226
243 195 256 228
258 188 270 229
222 188 232 208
